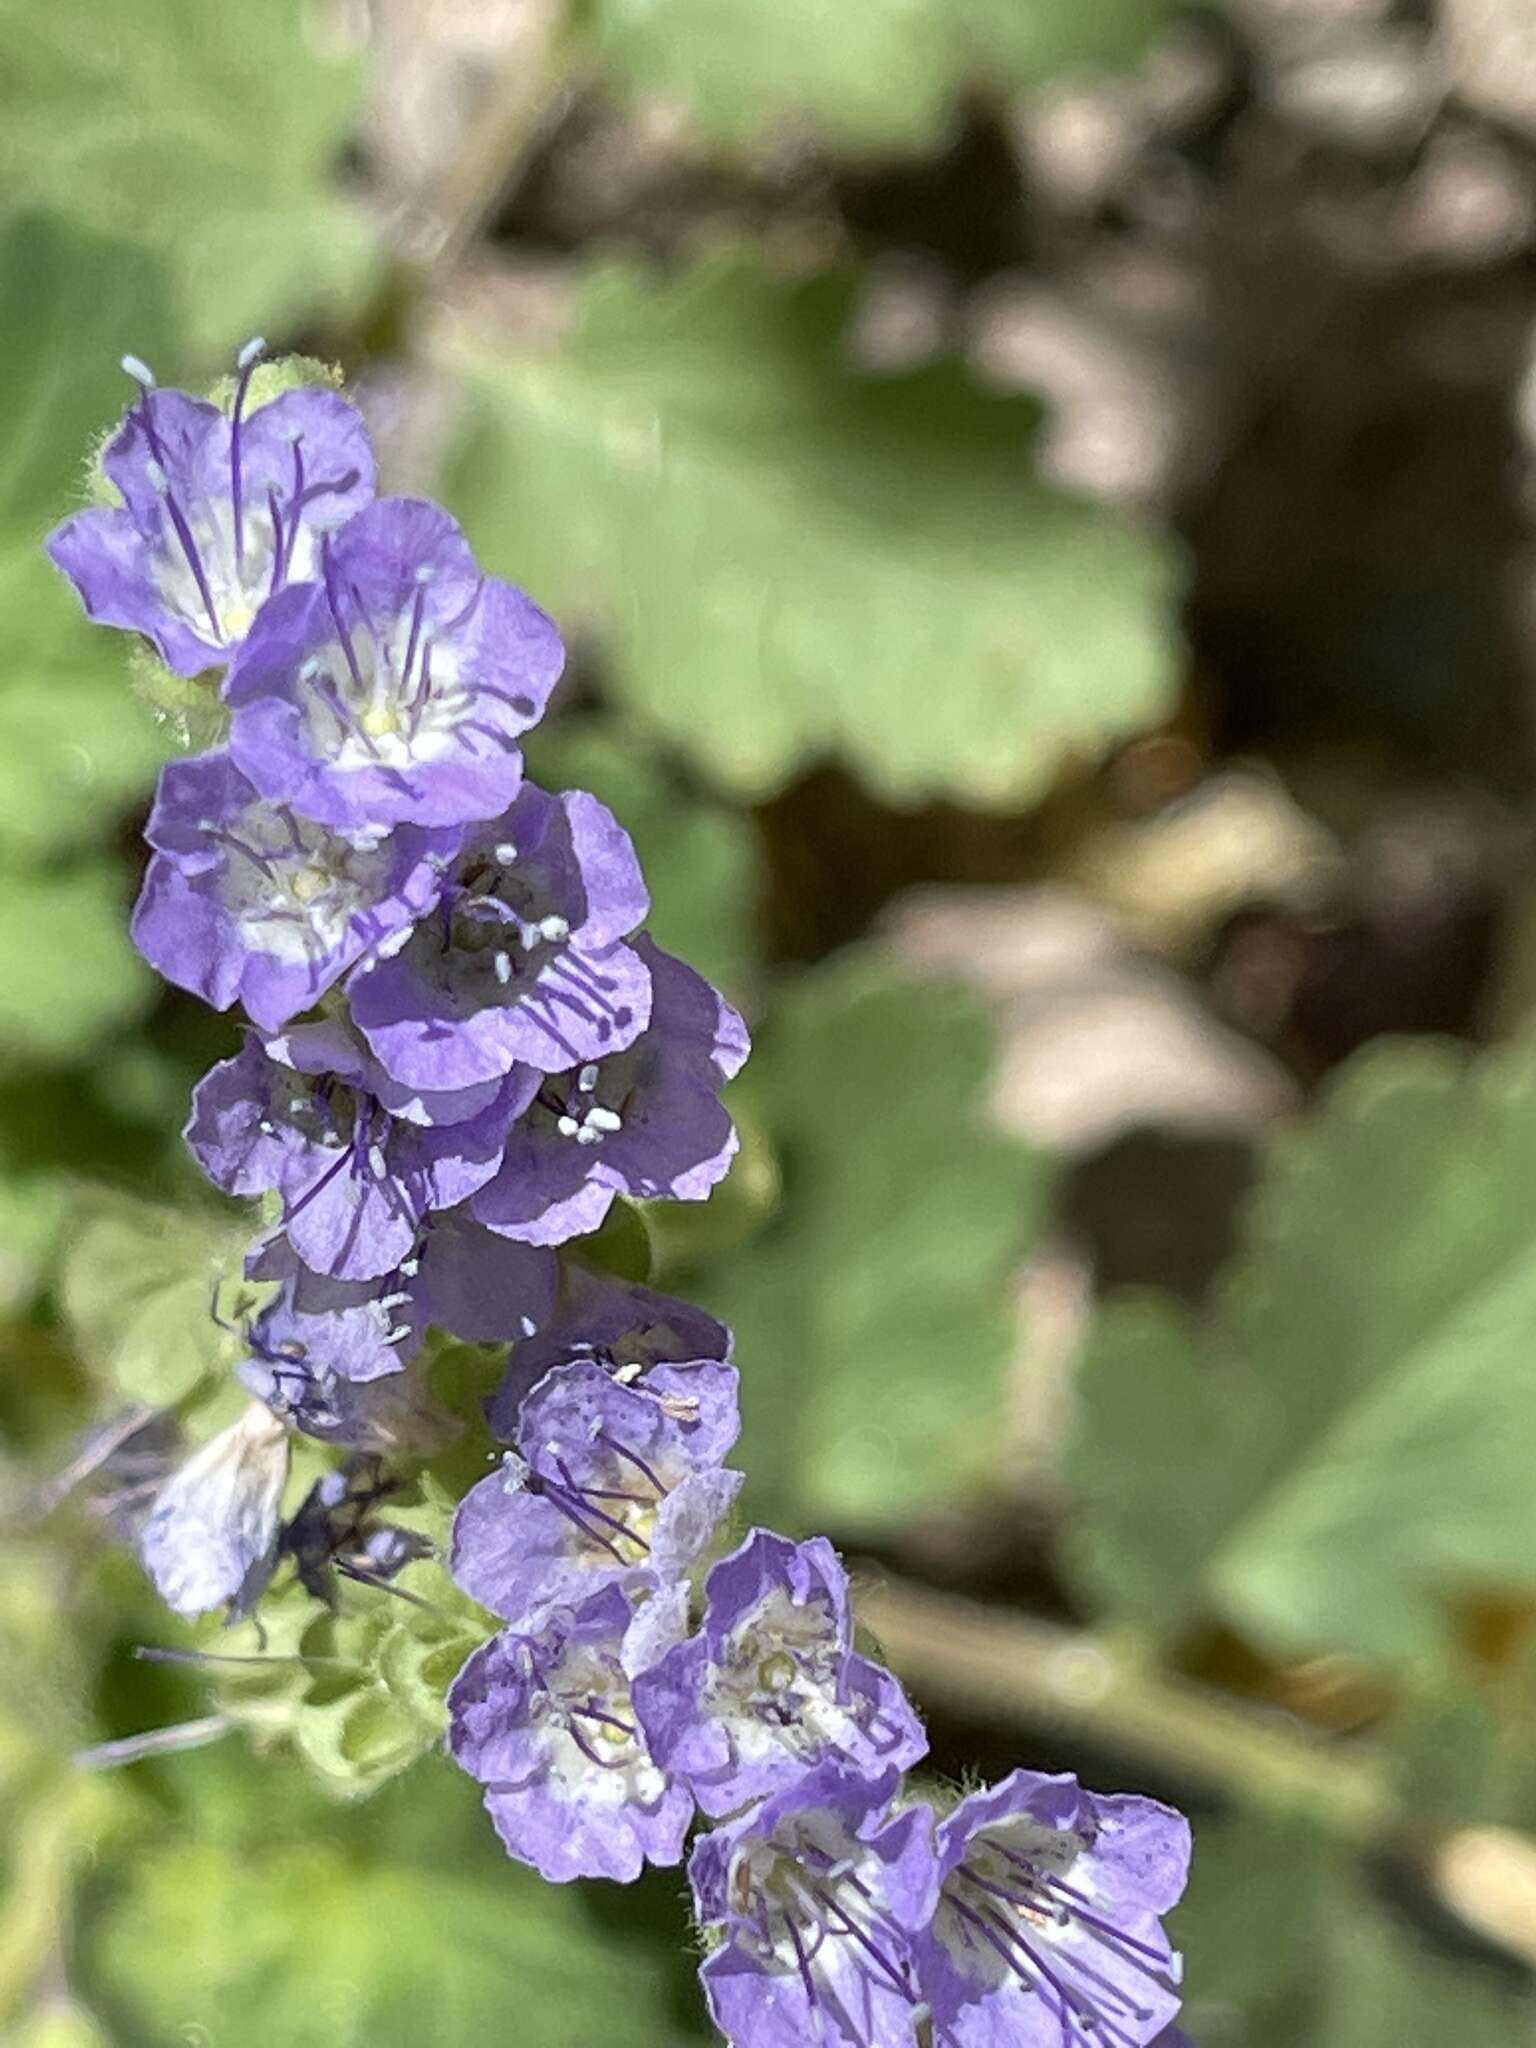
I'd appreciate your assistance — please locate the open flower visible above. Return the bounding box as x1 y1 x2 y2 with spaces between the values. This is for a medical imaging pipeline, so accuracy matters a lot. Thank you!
132 750 459 1031
690 1764 937 2048
226 497 563 831
48 349 374 674
451 1359 742 1629
349 782 651 1090
635 1529 926 1818
913 1770 1190 2048
448 1584 694 1883
186 1021 530 1281
472 939 749 1246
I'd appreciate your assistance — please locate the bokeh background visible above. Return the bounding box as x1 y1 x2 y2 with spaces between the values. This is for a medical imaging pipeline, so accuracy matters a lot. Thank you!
8 0 1536 2040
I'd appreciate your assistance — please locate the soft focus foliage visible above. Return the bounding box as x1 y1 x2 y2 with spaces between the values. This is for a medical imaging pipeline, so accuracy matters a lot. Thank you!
11 0 1536 2039
449 255 1180 805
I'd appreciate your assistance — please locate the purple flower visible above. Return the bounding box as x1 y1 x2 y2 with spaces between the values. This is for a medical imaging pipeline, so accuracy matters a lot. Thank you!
138 1400 291 1617
913 1771 1190 2048
132 750 460 1032
489 1267 734 1431
348 782 651 1091
634 1529 927 1819
186 1021 530 1281
447 1584 694 1883
244 1208 558 1387
689 1764 937 2048
225 497 563 831
47 352 375 675
450 1359 742 1628
471 939 749 1246
238 1348 457 1457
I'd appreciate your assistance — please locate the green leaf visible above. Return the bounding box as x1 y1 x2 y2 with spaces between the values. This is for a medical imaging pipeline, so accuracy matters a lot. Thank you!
683 951 1049 1533
589 0 1176 154
0 867 154 1066
0 681 168 866
59 1189 254 1406
1174 1813 1536 2047
446 254 1182 808
208 1477 490 1799
0 7 375 356
1069 1037 1536 1665
85 1794 710 2048
527 714 763 994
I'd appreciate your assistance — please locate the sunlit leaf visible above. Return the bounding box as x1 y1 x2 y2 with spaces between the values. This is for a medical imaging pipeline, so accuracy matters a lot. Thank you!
60 1189 253 1406
684 951 1049 1532
0 6 375 356
1070 1038 1536 1664
447 254 1181 809
590 0 1177 154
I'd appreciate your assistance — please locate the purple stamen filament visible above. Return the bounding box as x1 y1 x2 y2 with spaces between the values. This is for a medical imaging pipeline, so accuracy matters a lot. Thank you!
135 398 222 637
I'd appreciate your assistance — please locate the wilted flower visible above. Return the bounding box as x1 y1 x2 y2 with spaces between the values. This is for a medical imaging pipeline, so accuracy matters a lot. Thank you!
138 1400 290 1617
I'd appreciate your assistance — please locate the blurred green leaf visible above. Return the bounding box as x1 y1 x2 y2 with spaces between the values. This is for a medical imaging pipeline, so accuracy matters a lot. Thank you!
685 951 1048 1533
60 1189 253 1406
528 714 763 994
0 868 154 1067
87 1800 709 2048
448 254 1181 808
1069 1038 1536 1665
0 681 168 866
1175 1812 1536 2047
0 215 177 547
589 0 1175 154
209 1478 489 1799
0 6 375 356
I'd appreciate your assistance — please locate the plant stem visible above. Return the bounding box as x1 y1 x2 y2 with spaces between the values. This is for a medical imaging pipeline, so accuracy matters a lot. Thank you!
858 1574 1392 1840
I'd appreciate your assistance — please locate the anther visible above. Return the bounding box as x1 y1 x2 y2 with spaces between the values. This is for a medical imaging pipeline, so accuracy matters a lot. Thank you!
121 354 157 388
577 1062 599 1092
237 336 266 369
495 842 518 864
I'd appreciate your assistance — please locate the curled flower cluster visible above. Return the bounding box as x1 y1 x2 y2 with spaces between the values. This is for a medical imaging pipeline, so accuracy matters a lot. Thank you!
50 346 1194 2048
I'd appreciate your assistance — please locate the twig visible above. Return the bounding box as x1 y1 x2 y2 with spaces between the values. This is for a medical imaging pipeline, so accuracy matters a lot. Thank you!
858 1573 1392 1838
398 0 571 291
859 1573 1536 1970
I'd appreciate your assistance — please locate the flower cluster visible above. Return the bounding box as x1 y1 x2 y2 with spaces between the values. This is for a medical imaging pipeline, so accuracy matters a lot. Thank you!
50 345 1194 2048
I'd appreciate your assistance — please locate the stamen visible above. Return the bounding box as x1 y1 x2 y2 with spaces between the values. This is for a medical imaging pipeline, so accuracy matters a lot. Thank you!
72 1714 230 1771
134 396 222 637
577 1062 599 1092
229 338 265 571
594 1431 667 1497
